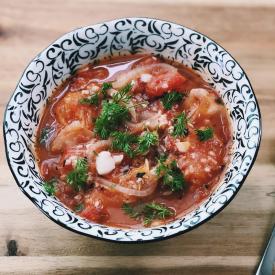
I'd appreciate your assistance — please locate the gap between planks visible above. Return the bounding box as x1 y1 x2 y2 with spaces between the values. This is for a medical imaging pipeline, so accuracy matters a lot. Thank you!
0 256 259 273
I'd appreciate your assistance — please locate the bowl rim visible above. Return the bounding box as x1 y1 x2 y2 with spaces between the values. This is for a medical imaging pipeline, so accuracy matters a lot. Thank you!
3 17 262 243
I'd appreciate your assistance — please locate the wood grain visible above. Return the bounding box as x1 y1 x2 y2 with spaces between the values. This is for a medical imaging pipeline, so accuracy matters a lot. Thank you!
0 0 275 274
0 256 259 275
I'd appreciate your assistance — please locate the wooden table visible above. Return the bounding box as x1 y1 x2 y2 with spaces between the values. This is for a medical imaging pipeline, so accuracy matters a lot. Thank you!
1 0 275 274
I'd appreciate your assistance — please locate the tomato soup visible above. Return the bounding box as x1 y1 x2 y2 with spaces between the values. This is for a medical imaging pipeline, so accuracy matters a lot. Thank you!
36 54 232 228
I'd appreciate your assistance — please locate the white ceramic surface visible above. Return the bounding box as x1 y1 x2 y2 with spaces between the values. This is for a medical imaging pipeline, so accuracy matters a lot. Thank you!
3 18 261 242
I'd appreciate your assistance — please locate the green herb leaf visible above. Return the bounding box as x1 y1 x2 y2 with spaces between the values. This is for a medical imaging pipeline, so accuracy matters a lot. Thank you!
75 203 84 212
163 161 185 192
79 94 99 106
136 131 158 155
66 158 88 190
39 126 53 146
113 83 133 104
161 91 184 110
196 127 214 141
156 161 167 177
43 178 57 196
172 112 188 137
111 131 158 157
95 101 130 139
101 82 112 97
143 202 174 226
122 203 141 219
156 159 185 192
94 83 134 138
158 153 168 163
111 131 138 158
122 202 174 226
79 82 112 105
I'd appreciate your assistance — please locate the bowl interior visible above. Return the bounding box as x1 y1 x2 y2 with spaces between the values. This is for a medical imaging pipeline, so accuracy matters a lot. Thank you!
3 18 261 242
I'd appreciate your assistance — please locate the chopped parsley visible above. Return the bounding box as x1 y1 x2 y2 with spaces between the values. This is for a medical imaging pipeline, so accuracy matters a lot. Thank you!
122 203 141 219
172 112 188 137
39 126 53 146
158 153 168 163
95 101 130 139
75 203 84 212
136 131 158 155
43 178 57 196
101 82 113 97
122 202 174 226
79 82 112 105
196 127 214 141
156 160 185 192
66 158 88 190
111 131 158 158
94 83 134 139
79 93 99 106
161 91 184 110
113 83 133 104
143 202 174 226
111 131 138 158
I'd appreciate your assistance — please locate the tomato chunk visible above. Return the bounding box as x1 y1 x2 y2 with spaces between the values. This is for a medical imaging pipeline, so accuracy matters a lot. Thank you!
54 91 96 129
40 157 60 180
145 72 186 98
69 67 108 91
178 137 225 186
80 189 112 222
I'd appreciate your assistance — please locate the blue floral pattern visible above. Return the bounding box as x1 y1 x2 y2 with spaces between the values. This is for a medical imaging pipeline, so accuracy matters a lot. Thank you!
3 18 261 242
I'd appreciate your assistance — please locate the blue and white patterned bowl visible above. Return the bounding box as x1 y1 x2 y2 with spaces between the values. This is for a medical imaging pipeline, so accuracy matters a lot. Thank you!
3 18 261 242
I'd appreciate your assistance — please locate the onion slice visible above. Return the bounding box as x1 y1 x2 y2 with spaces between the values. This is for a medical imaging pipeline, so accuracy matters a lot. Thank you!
86 139 111 153
95 177 157 197
112 63 177 89
51 121 92 153
95 160 158 197
126 111 167 134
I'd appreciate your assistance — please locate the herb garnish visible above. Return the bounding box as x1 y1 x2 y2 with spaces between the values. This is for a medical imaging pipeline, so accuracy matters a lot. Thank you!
136 131 158 155
122 202 174 226
111 131 158 157
158 153 168 163
143 202 174 226
122 203 141 219
113 83 133 104
196 127 214 141
79 94 99 106
79 82 112 106
101 82 113 98
94 83 133 138
156 159 185 192
95 101 130 139
172 112 188 137
66 158 88 190
75 203 84 213
43 178 57 196
161 91 184 110
39 126 53 146
111 131 138 158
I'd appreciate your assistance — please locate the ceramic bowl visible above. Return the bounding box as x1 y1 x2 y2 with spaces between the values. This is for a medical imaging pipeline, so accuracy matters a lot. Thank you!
3 18 261 242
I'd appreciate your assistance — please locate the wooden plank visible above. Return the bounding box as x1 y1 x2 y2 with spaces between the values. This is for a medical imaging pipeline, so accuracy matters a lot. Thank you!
0 256 259 275
0 1 274 274
0 164 273 257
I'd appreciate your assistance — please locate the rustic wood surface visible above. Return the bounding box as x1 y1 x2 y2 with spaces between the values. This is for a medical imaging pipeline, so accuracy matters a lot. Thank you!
0 0 275 274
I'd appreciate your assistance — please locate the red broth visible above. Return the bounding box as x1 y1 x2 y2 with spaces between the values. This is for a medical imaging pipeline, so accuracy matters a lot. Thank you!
36 54 232 228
